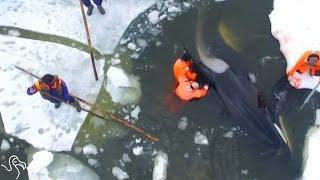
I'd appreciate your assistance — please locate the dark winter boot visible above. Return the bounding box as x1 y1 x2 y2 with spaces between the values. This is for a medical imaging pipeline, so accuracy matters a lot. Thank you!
87 4 94 16
54 102 61 109
72 100 81 112
97 5 105 15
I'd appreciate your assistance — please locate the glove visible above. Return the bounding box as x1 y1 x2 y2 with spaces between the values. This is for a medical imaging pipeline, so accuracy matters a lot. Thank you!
204 85 209 89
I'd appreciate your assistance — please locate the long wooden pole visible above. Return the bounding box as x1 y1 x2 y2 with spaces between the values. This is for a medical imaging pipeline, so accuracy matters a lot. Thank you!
78 0 99 81
15 65 159 142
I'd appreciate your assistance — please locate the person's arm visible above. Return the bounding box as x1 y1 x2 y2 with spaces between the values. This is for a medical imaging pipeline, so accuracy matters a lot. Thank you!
193 85 209 98
60 80 72 102
27 85 38 95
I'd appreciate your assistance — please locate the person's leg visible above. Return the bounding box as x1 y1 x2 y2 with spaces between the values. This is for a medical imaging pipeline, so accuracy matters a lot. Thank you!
68 97 81 112
82 0 94 16
93 0 105 15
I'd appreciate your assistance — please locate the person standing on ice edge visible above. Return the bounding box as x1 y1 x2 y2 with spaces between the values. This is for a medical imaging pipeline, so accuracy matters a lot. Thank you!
287 50 320 77
82 0 105 16
173 50 209 101
27 74 81 112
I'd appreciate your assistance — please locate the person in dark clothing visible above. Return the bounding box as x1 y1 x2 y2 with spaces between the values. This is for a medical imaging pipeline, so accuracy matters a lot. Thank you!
27 74 81 112
82 0 105 16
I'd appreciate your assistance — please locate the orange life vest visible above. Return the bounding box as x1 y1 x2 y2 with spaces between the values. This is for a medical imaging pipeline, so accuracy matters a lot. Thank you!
175 77 208 101
35 76 63 94
173 59 197 81
287 50 320 76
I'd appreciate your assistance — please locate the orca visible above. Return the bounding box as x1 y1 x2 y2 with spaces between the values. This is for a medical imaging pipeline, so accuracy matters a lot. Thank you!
194 9 288 154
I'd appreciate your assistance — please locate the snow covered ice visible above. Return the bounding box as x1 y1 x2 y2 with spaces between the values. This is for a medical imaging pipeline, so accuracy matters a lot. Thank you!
0 0 156 54
0 36 104 151
269 0 320 92
153 151 168 180
28 150 100 180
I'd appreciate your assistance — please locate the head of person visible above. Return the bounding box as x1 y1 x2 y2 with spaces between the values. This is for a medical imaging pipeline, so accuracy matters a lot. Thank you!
180 49 192 61
190 81 200 90
307 54 320 67
41 74 56 86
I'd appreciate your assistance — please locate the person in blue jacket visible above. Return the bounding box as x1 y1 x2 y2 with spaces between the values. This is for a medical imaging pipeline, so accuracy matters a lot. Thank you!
82 0 105 16
27 74 81 112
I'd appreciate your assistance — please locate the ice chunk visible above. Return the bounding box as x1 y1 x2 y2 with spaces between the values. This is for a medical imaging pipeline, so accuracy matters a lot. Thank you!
0 36 104 151
136 38 148 48
167 6 181 13
152 151 168 180
122 153 132 163
131 106 141 119
112 166 129 180
8 30 21 37
0 0 156 54
27 150 54 175
0 139 10 151
183 2 191 8
83 144 98 155
28 151 100 180
133 146 144 155
223 131 234 138
194 132 209 145
88 158 98 166
177 116 188 130
105 66 142 105
148 10 161 24
127 43 137 51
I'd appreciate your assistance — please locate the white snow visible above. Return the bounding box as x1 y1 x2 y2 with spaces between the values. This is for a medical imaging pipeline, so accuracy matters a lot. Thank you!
223 131 234 138
0 0 156 54
302 109 320 180
269 0 320 92
177 116 188 130
152 151 168 180
0 36 104 151
83 144 98 155
130 106 141 119
0 139 10 151
112 166 129 180
27 150 54 175
122 153 132 163
133 146 144 155
194 131 209 145
105 66 142 105
148 10 161 24
28 151 100 180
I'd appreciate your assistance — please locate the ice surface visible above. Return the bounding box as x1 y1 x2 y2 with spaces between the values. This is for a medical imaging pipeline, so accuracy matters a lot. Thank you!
83 144 98 155
194 131 209 145
0 36 104 151
148 10 161 24
0 0 156 54
133 146 144 155
177 116 188 130
130 106 141 119
153 151 168 180
28 151 100 180
112 166 129 180
302 109 320 180
269 0 320 92
105 66 142 105
0 139 10 151
27 150 54 175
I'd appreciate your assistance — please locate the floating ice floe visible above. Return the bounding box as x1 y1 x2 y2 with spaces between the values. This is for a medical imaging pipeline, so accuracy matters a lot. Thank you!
105 66 142 105
223 131 234 139
130 106 141 119
83 144 98 155
0 0 156 54
0 139 10 151
302 109 320 180
133 146 144 156
269 0 320 92
148 10 161 24
122 153 132 163
112 166 129 180
153 151 168 180
177 116 188 130
0 36 104 151
28 150 100 180
194 131 209 145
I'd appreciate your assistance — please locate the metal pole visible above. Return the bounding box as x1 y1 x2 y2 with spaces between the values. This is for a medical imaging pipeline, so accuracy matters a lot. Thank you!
78 0 99 81
300 79 320 110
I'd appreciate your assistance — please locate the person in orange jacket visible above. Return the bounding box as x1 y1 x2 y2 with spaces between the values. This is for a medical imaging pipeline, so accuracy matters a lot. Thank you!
173 50 209 100
175 76 209 101
287 50 320 77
